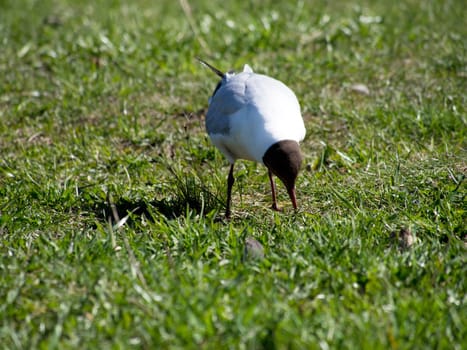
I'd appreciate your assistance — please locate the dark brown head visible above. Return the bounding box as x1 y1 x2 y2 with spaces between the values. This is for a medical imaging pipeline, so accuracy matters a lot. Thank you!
262 140 303 209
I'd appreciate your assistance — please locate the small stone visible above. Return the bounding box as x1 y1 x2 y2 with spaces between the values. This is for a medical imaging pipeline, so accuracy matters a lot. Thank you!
400 228 415 248
350 83 370 95
391 228 416 250
244 236 264 261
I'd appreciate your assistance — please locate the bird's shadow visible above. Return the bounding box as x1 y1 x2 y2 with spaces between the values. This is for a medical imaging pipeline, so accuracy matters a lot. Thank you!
85 182 225 226
101 197 181 222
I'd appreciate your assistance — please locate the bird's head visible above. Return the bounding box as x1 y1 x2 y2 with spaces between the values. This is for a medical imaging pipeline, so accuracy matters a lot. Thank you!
262 140 303 209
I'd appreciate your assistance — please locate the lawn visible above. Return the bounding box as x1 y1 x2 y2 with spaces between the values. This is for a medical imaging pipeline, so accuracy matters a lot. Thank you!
0 0 466 348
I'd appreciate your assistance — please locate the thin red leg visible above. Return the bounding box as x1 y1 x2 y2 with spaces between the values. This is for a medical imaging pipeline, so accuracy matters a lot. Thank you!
268 169 280 211
288 187 298 210
226 164 235 218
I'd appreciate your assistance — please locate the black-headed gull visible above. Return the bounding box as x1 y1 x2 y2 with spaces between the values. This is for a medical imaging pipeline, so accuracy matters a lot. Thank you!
199 59 306 218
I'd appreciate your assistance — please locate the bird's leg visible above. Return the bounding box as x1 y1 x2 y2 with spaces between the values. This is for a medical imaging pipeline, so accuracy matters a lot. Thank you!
225 164 235 218
287 187 298 210
268 169 281 211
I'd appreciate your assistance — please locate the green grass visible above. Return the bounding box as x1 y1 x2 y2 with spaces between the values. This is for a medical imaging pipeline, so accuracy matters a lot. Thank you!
0 0 466 348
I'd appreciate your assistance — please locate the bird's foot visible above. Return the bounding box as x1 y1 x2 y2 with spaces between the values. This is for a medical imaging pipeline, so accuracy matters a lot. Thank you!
271 204 282 212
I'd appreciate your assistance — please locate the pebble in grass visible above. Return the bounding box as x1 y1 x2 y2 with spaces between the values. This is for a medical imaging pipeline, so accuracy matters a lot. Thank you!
243 236 264 261
349 83 370 95
391 228 417 250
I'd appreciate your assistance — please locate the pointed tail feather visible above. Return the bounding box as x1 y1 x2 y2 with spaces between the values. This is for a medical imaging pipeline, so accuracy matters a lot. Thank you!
196 57 224 78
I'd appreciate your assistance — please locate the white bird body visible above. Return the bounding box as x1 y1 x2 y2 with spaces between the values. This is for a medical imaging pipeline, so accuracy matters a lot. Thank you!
199 59 306 217
206 65 306 164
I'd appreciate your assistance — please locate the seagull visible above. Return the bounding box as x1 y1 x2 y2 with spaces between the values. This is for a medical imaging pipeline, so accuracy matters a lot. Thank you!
198 58 306 218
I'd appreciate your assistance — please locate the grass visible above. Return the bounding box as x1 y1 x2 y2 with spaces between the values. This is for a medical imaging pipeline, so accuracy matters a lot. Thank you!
0 0 466 348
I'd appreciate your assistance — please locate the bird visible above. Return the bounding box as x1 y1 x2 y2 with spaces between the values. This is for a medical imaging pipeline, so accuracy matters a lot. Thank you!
198 58 306 218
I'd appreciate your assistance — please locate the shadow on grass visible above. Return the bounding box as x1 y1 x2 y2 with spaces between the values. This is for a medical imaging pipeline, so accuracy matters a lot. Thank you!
97 197 181 222
85 171 224 224
98 194 220 223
